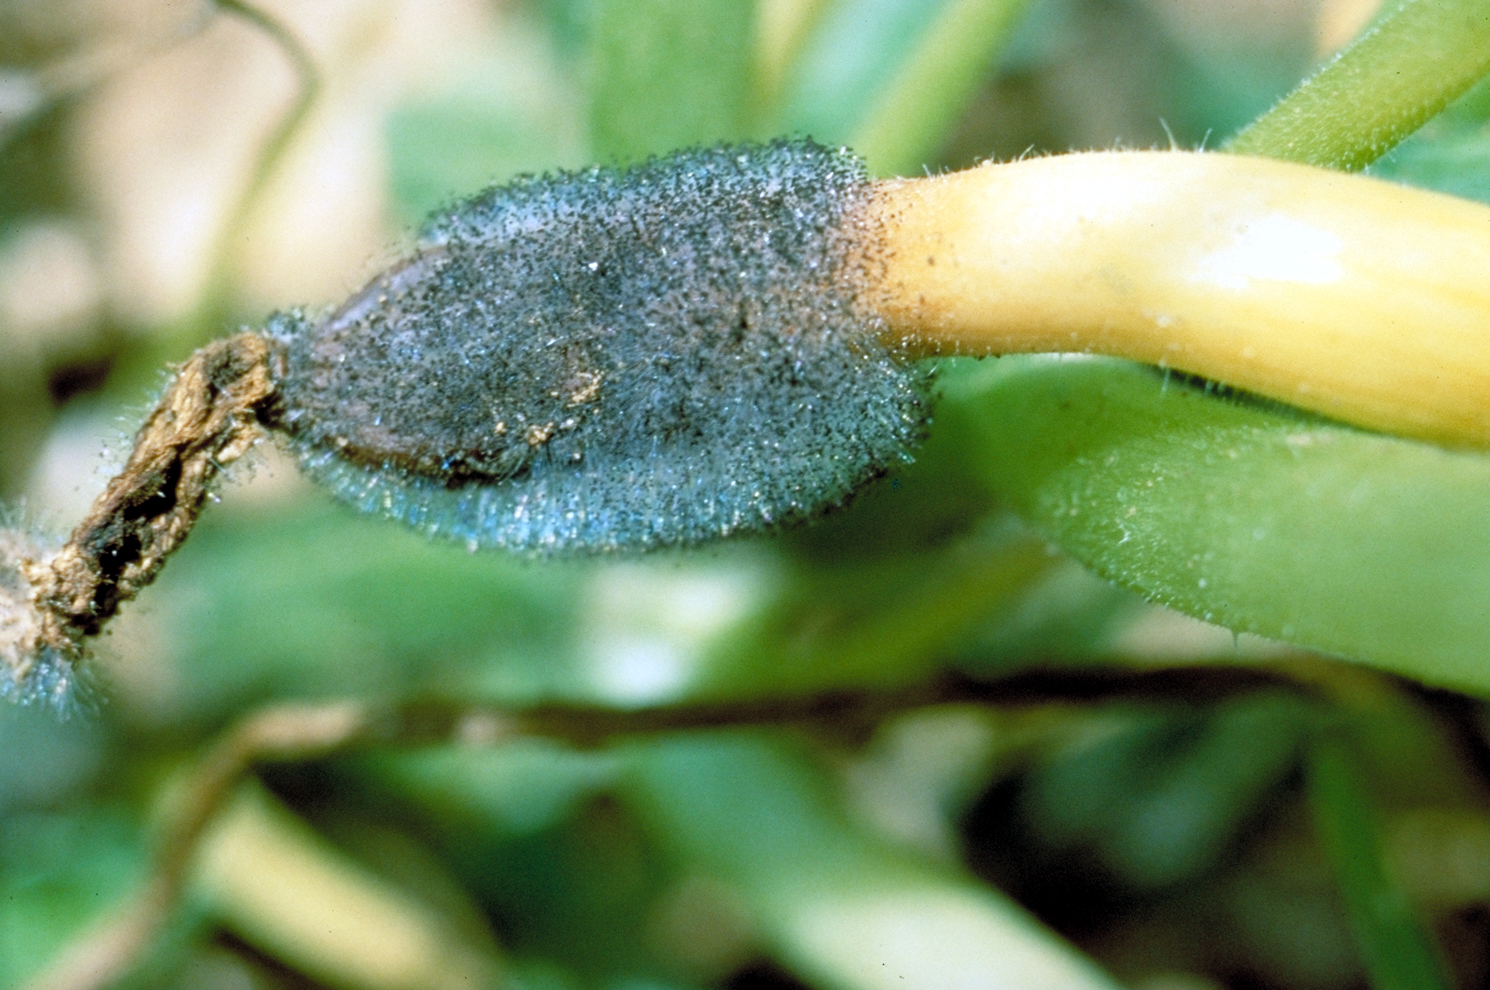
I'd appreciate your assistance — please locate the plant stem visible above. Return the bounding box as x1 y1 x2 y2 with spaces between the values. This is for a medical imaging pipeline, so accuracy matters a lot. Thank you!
1226 0 1490 170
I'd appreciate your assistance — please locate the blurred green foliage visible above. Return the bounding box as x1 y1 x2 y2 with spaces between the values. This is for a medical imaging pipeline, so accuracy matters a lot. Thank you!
5 1 1490 989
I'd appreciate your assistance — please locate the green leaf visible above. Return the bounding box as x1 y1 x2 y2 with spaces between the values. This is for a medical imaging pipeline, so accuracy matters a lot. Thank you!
385 60 584 225
1371 75 1490 205
697 520 1055 697
139 506 592 724
359 743 620 840
586 0 759 161
1021 692 1314 890
0 809 146 987
1308 735 1452 990
1373 129 1490 206
780 0 1032 174
850 0 1035 177
944 356 1490 694
779 0 949 145
622 733 1124 990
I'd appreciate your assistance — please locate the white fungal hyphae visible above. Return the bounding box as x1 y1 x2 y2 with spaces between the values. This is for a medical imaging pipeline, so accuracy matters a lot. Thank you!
0 525 80 711
268 140 929 552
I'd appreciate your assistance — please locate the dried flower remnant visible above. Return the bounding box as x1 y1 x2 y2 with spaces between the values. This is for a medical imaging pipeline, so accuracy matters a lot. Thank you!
6 334 276 710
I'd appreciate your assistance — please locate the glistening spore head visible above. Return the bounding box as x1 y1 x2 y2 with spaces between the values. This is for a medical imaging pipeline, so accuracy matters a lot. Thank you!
268 139 928 552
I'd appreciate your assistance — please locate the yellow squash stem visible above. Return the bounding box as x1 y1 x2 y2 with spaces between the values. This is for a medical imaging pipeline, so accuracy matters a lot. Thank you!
872 151 1490 448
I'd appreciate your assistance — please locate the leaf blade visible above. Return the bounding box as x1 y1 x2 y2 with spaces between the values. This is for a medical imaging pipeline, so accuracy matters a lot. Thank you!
947 356 1490 693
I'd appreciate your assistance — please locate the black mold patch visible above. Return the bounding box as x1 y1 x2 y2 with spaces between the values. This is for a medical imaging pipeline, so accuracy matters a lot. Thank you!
269 140 928 552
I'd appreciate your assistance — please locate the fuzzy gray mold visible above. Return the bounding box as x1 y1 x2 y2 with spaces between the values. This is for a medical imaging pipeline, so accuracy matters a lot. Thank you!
0 525 85 713
269 140 928 552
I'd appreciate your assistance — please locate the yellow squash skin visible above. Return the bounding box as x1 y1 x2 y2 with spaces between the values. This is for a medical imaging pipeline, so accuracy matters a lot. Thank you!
872 151 1490 447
